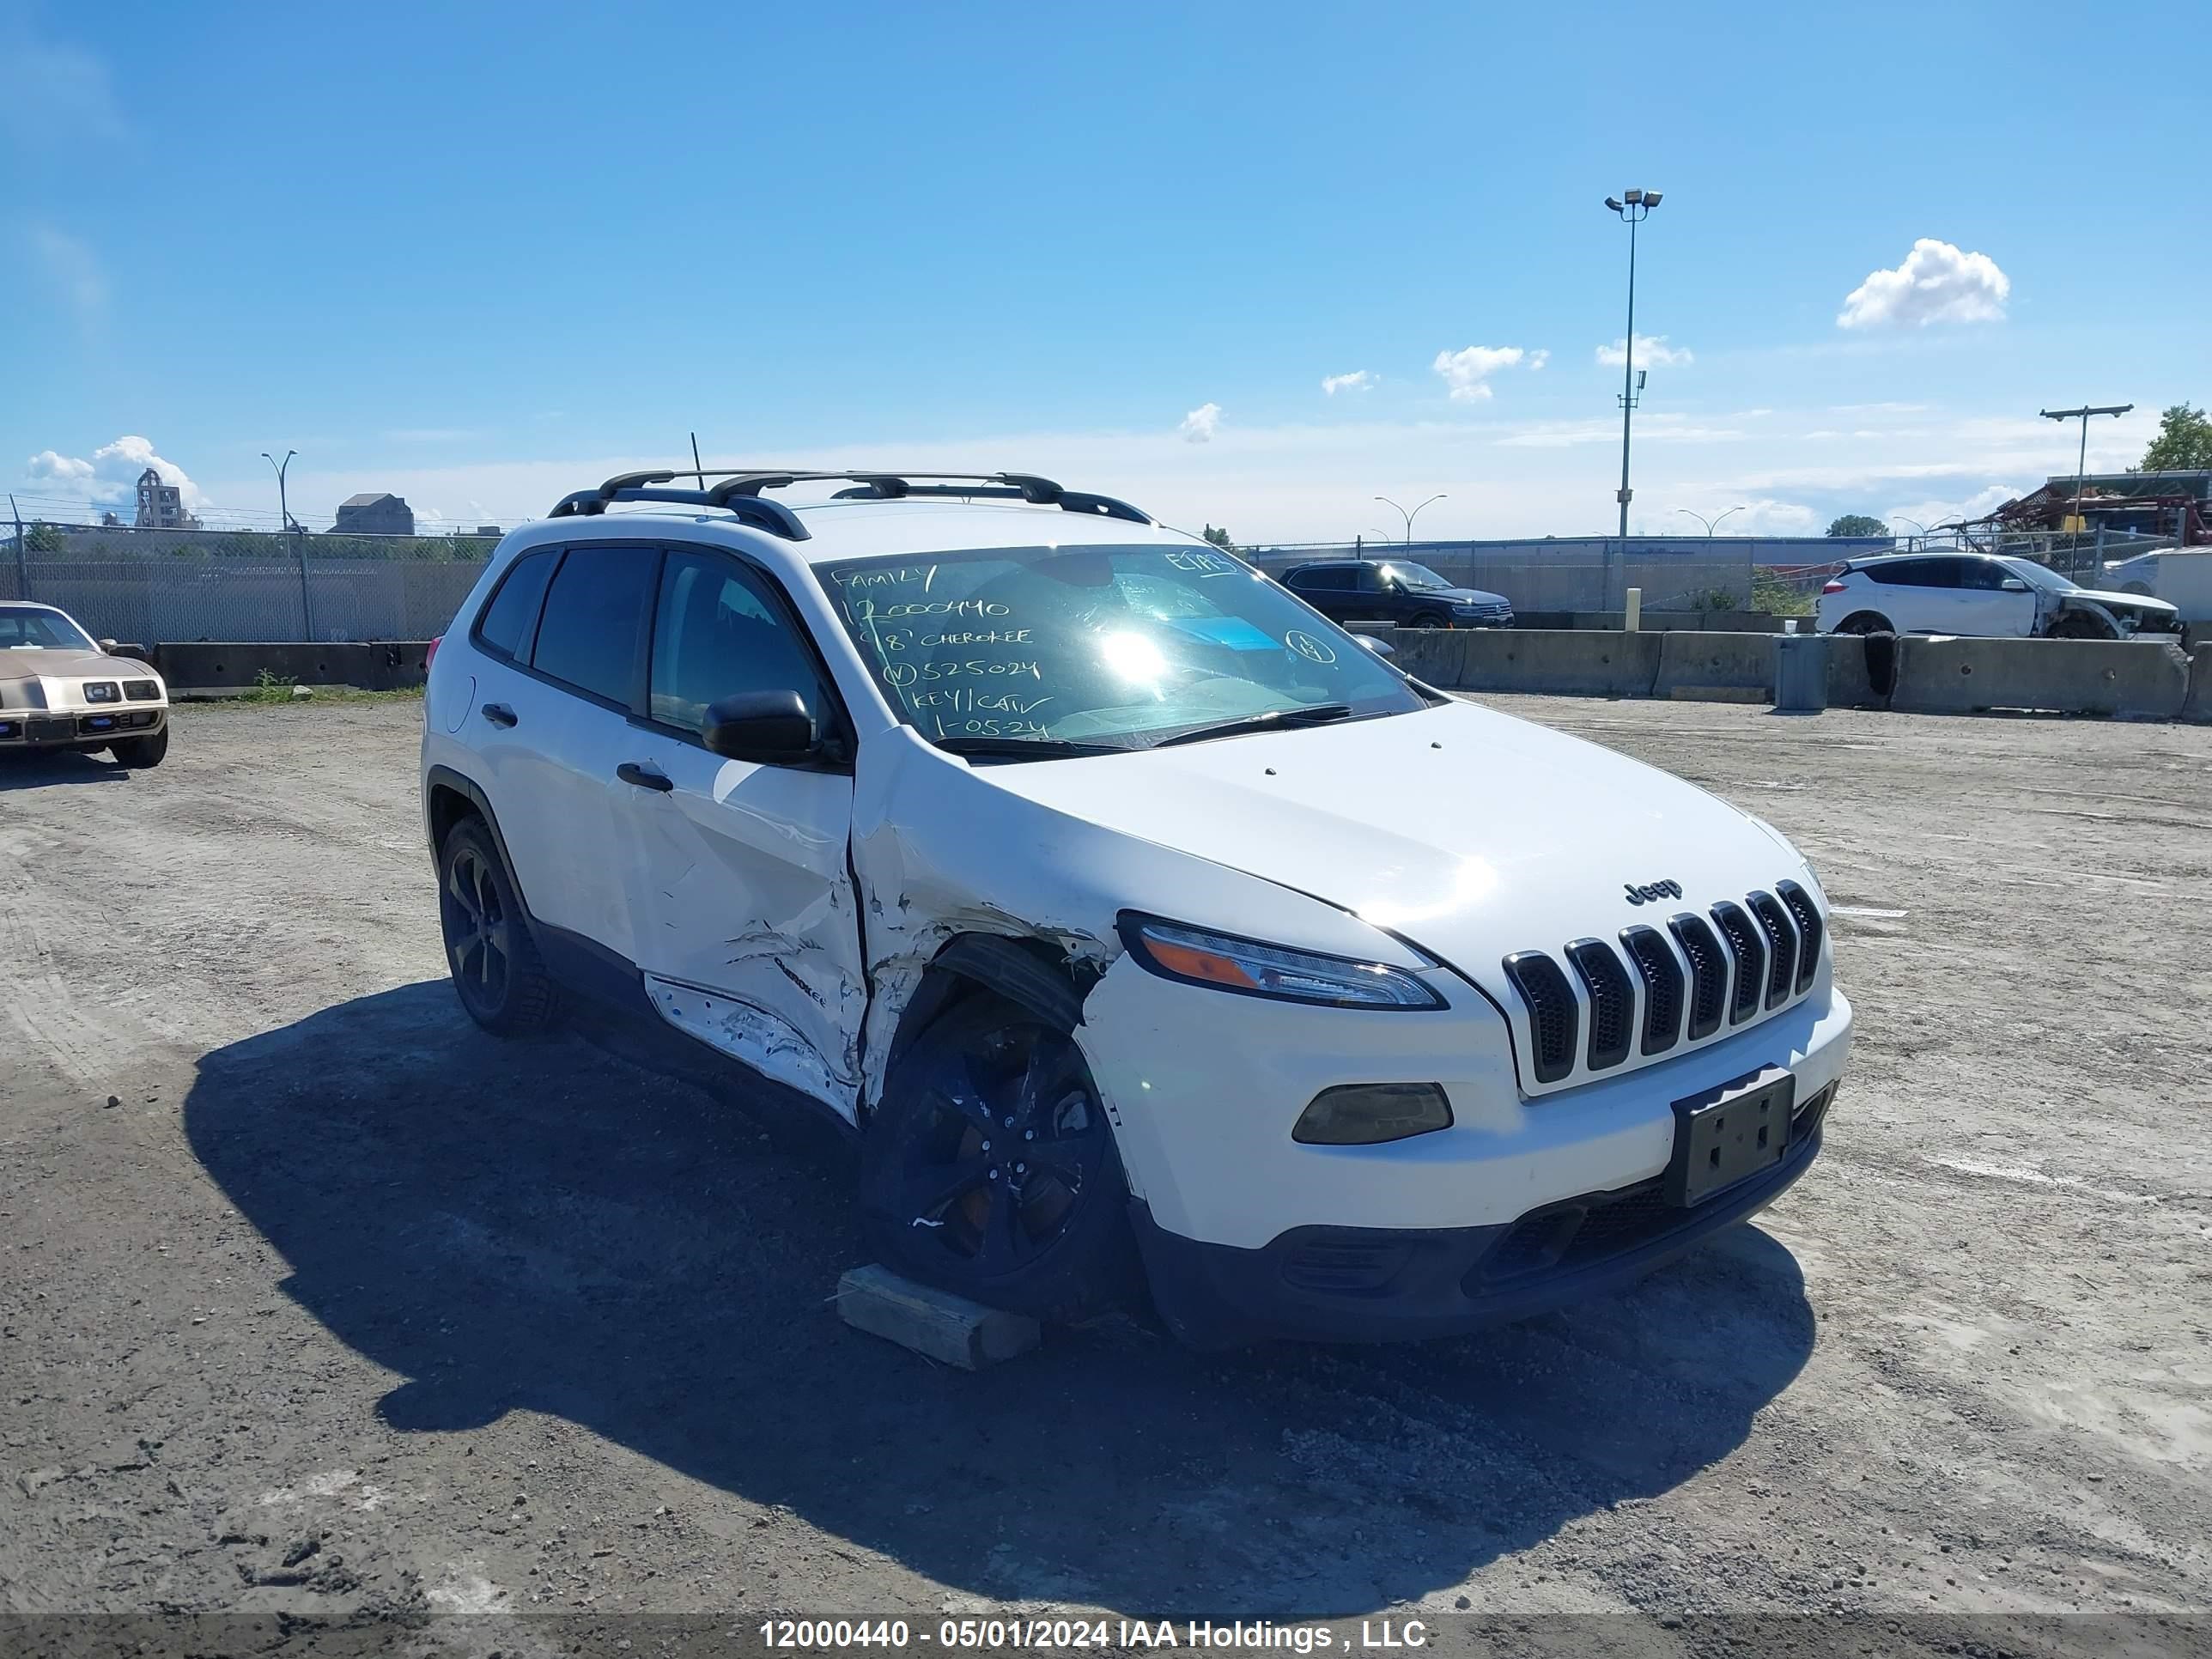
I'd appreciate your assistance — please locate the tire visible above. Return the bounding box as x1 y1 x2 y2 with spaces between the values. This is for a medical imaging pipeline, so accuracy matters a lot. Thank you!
2048 610 2117 641
1406 611 1449 629
860 989 1138 1322
437 816 556 1036
1833 611 1893 636
109 726 169 769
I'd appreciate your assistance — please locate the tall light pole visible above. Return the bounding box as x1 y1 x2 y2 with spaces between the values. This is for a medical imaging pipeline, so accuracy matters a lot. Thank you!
1674 505 1744 537
1374 493 1446 545
1605 187 1662 600
264 448 312 638
261 449 297 531
2038 404 2131 564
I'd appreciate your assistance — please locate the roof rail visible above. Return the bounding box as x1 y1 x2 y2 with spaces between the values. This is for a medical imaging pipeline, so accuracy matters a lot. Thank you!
546 468 1153 533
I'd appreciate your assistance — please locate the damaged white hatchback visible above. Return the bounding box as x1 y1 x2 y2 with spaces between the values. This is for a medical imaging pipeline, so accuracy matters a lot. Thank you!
421 469 1852 1345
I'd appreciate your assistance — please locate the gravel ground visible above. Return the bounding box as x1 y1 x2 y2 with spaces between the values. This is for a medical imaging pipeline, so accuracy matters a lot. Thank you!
2 696 2208 1646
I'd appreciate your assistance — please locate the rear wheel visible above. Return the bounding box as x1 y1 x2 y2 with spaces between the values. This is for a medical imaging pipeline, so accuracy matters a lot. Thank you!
438 817 556 1036
1833 611 1893 636
860 991 1136 1322
110 727 168 769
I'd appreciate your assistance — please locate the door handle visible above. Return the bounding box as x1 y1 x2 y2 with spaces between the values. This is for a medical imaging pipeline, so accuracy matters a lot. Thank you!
481 702 518 728
617 762 674 793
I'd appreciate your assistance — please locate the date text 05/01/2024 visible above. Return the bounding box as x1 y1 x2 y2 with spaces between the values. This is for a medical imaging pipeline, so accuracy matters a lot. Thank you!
759 1618 1434 1651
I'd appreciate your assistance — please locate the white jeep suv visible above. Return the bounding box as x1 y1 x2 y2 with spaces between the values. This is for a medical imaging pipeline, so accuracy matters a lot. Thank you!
420 468 1851 1345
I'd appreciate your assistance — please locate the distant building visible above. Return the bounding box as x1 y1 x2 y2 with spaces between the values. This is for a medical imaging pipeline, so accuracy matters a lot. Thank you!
332 492 416 537
472 525 501 538
134 466 192 529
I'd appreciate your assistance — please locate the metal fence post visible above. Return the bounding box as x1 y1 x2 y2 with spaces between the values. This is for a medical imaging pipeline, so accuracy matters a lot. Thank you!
293 524 314 641
9 495 27 602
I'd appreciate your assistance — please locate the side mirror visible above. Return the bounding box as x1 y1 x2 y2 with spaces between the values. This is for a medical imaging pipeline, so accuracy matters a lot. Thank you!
1999 578 2029 592
702 688 822 763
97 637 118 651
1357 634 1398 659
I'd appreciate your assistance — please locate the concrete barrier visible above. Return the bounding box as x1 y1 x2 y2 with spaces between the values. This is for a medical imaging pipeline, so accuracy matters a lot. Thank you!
1821 633 1885 709
1890 637 2190 719
149 640 433 693
1377 629 1474 686
1449 629 1663 697
1515 610 1787 634
2185 647 2212 724
1654 632 1777 703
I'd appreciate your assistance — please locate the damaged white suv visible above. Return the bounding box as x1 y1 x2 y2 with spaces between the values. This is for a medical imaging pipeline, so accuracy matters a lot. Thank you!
421 469 1851 1345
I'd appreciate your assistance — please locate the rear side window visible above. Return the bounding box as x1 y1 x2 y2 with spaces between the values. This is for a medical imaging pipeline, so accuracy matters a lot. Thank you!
1294 566 1353 592
473 549 558 660
529 546 656 706
1868 559 1951 587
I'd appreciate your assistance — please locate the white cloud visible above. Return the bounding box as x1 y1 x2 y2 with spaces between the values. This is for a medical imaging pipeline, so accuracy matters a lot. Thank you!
1838 238 2010 329
1431 345 1535 403
27 225 108 328
26 436 206 513
1595 334 1692 368
1320 371 1376 397
0 26 125 148
1881 484 2024 531
1712 499 1818 535
1528 349 1550 371
1178 403 1222 443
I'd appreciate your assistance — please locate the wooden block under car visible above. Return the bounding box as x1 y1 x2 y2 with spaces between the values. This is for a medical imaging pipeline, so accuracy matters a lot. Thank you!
836 1264 1041 1370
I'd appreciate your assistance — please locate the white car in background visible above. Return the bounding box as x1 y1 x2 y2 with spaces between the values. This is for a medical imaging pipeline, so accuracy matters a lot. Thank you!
0 601 171 767
1817 551 2184 641
420 466 1850 1346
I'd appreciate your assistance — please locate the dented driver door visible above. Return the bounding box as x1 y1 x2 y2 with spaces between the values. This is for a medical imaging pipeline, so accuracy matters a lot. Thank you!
617 547 869 1117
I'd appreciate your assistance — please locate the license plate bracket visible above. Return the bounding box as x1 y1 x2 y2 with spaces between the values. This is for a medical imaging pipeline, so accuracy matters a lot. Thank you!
1666 1066 1796 1206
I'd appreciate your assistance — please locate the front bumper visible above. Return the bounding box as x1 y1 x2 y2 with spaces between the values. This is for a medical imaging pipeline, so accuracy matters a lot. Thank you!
1133 1084 1833 1346
0 708 166 746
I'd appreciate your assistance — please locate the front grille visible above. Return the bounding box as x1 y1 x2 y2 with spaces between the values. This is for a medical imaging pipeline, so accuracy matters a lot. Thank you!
1620 925 1683 1054
1503 951 1578 1084
1474 1180 1679 1285
1747 892 1797 1010
1776 881 1822 994
1565 939 1634 1070
1501 879 1826 1087
1669 914 1729 1041
1710 902 1765 1025
125 680 160 702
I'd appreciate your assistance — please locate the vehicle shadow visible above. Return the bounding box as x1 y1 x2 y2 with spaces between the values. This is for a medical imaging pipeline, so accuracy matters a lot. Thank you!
0 750 133 789
184 981 1817 1617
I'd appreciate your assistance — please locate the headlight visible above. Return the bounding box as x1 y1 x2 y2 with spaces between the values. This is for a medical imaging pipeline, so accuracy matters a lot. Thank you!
1117 914 1445 1010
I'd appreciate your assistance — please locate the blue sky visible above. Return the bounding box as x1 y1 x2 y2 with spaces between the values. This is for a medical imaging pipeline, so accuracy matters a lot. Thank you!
6 0 2207 544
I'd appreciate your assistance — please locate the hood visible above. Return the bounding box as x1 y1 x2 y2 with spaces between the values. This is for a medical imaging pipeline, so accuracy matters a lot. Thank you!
975 699 1808 1006
0 647 137 683
2064 586 2179 617
1419 586 1510 607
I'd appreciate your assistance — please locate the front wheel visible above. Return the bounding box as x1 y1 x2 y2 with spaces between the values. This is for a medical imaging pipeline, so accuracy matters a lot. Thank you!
1405 611 1450 629
2048 610 2118 641
860 992 1137 1322
1832 611 1893 636
110 727 168 769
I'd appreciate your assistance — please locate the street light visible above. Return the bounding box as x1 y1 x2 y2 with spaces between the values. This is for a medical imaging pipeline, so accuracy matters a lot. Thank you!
1374 493 1446 545
1674 505 1745 537
260 449 297 532
2039 404 2132 562
1605 187 1662 598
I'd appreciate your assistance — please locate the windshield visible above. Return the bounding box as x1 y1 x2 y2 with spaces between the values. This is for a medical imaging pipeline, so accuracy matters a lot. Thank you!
0 606 97 651
815 544 1427 753
1382 562 1453 590
1999 557 2074 593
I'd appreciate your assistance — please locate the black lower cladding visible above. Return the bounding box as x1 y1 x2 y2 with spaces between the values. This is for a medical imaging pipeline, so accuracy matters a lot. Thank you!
1130 1084 1833 1345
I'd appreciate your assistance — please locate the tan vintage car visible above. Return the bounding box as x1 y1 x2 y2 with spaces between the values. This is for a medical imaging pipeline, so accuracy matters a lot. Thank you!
0 602 170 768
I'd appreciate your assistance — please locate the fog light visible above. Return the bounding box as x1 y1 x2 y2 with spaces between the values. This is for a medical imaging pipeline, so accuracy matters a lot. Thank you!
1293 1083 1452 1146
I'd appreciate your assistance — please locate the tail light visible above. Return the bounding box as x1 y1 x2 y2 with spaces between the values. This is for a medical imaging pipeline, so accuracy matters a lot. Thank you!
425 635 442 670
1820 580 1847 594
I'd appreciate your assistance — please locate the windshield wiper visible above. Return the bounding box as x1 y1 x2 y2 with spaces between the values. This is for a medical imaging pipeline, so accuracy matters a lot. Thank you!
1148 703 1358 748
933 735 1132 761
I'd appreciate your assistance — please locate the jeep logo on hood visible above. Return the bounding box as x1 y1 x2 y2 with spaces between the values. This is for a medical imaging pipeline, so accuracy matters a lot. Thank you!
1623 878 1683 906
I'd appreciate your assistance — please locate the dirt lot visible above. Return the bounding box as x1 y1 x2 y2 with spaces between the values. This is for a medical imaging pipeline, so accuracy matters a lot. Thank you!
3 696 2209 1644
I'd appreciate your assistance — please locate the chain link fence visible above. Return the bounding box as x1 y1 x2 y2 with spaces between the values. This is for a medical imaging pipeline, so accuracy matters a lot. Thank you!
6 520 1905 643
3 522 494 643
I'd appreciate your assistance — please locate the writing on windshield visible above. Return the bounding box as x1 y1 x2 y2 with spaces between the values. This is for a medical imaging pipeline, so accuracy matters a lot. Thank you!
817 546 1424 751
